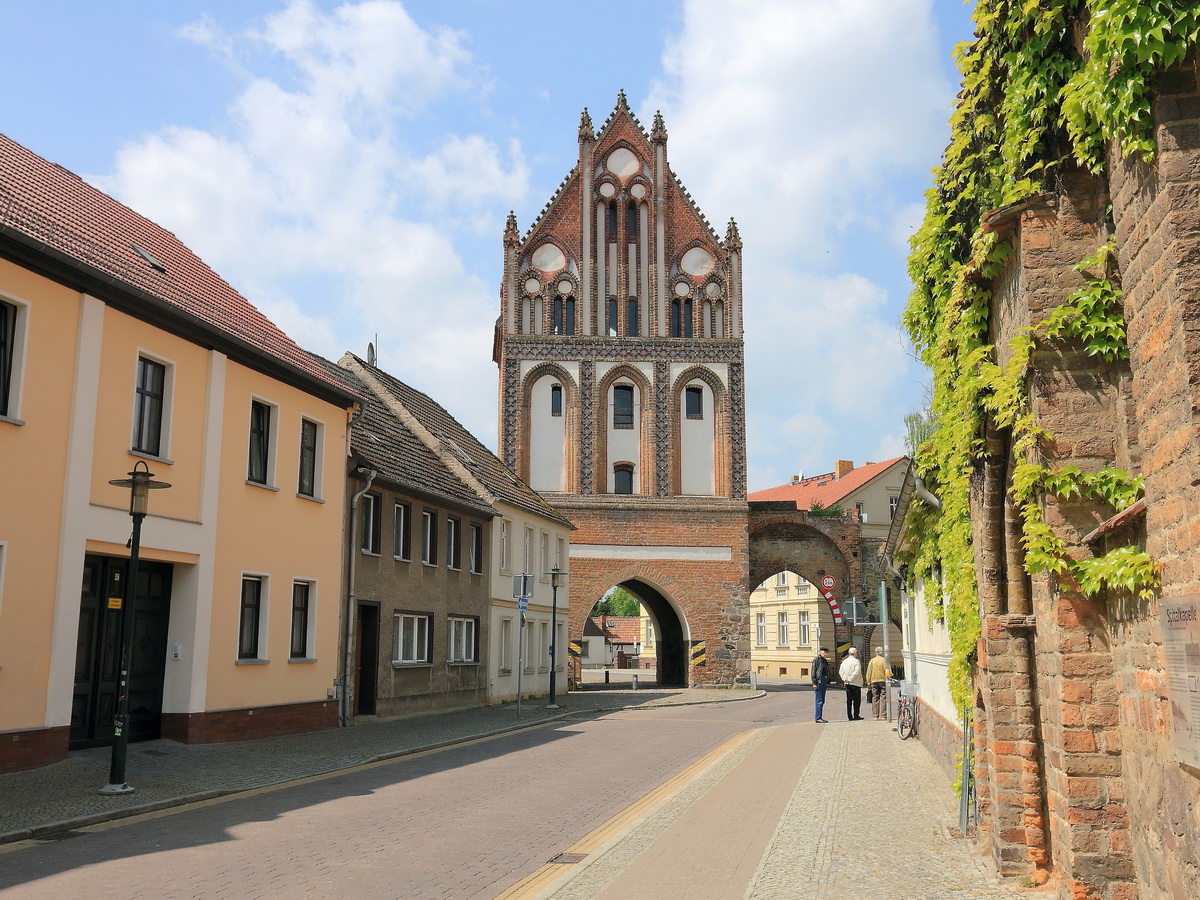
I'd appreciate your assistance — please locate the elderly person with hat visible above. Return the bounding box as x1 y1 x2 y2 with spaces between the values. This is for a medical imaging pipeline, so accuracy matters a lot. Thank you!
865 646 893 719
839 647 865 721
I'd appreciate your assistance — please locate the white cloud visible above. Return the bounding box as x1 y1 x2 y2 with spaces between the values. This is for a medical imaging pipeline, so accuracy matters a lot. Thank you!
92 0 529 445
645 0 949 488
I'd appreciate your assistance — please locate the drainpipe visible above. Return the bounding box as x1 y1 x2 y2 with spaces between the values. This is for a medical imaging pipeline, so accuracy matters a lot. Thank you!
914 476 941 510
341 466 377 727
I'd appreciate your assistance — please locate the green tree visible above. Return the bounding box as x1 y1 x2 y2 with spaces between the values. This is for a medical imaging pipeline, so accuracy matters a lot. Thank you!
591 586 642 617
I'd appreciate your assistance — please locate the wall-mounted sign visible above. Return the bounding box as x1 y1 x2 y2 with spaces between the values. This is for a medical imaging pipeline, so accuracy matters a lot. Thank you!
1162 595 1200 767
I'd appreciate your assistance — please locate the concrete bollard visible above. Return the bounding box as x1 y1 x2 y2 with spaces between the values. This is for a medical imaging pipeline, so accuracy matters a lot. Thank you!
632 674 638 690
605 669 610 684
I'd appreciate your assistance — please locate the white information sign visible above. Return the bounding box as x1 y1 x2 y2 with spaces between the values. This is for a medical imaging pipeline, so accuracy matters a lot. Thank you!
1162 595 1200 768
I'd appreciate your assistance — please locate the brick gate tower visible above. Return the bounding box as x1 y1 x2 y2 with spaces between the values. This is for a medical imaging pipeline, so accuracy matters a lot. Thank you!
495 93 750 686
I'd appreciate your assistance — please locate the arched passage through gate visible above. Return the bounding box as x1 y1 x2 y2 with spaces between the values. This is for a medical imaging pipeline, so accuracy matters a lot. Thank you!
619 579 688 687
747 505 866 667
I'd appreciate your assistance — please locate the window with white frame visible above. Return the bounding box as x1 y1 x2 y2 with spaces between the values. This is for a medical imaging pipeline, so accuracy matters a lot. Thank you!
523 527 533 575
238 576 265 659
0 297 27 421
756 612 766 646
394 613 430 664
393 502 412 559
290 581 312 659
539 532 550 579
447 616 477 663
539 621 549 671
799 611 810 647
555 621 565 670
447 517 462 569
297 419 321 498
498 617 512 672
422 511 438 565
469 523 484 574
777 611 789 646
890 495 899 519
500 520 511 572
247 399 276 486
132 356 168 457
360 493 381 554
556 536 566 571
776 572 788 586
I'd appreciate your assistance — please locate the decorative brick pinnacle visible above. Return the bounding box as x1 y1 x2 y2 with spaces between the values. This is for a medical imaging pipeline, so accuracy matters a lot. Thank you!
504 210 520 247
725 218 742 252
616 88 628 111
579 108 594 142
651 111 668 144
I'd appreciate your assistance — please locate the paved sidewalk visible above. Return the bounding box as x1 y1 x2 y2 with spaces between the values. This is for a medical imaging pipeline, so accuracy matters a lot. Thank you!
528 719 1026 900
0 687 759 845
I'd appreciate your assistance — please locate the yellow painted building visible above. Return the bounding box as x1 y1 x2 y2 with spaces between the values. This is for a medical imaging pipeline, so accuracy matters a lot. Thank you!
0 134 360 772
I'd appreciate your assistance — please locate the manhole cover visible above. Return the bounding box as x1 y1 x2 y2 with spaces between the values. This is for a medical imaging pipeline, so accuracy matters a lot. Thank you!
548 853 587 864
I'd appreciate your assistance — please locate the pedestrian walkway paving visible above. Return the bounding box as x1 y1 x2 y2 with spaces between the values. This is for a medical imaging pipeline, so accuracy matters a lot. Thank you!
0 687 757 844
525 719 1026 900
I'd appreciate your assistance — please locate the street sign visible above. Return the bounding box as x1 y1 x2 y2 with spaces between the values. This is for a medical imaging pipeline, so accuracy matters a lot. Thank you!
821 575 835 590
517 597 528 611
513 573 533 599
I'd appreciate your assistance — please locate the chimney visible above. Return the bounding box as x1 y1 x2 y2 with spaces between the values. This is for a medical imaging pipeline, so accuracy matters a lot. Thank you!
835 460 855 479
790 474 801 484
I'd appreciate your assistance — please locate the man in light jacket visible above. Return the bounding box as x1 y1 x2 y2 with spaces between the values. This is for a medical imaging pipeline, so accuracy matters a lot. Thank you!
839 647 864 721
865 646 893 719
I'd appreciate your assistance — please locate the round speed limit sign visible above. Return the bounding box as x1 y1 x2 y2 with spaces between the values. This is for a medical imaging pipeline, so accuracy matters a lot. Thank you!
820 575 836 590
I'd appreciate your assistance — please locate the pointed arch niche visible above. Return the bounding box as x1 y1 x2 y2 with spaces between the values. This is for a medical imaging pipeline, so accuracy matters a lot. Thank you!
520 363 580 493
596 364 654 495
671 366 729 497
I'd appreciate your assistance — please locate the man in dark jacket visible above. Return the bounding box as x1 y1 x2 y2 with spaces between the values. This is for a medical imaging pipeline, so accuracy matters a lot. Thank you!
811 647 831 723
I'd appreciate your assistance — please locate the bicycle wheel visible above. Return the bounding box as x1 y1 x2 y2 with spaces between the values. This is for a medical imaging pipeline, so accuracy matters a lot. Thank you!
898 701 915 740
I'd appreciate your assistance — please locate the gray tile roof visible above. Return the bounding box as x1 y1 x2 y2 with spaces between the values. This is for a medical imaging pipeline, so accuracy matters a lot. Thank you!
341 354 572 529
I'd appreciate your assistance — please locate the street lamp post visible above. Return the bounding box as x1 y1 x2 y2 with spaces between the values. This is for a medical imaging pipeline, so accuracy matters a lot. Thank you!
547 566 567 709
100 461 171 795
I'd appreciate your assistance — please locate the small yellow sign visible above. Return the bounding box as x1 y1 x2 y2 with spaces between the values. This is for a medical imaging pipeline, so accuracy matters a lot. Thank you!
107 597 122 609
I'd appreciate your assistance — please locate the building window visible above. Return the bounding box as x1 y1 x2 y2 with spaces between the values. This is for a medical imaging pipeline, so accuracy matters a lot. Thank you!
539 532 550 579
800 611 811 647
539 621 549 672
670 299 682 338
607 298 619 337
777 611 789 646
0 298 24 419
360 493 381 554
393 503 412 559
606 203 618 240
239 576 263 659
552 297 565 335
683 299 693 337
394 613 430 664
626 201 638 240
756 612 766 646
856 502 866 523
499 617 512 672
776 572 788 586
685 386 704 420
613 384 634 429
290 582 311 658
132 357 167 457
523 527 533 574
500 519 511 572
565 297 576 335
247 399 274 485
448 616 477 663
614 464 634 495
422 511 438 565
627 298 638 337
556 535 566 571
447 517 462 570
470 523 484 574
550 384 563 417
890 495 899 519
297 419 320 498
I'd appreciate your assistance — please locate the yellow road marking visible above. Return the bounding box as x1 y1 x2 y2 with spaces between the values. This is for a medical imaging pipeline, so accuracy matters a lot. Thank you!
495 729 758 899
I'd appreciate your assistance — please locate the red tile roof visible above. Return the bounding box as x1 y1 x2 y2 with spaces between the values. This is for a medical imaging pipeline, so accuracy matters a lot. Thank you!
600 616 642 643
0 132 360 404
749 457 907 509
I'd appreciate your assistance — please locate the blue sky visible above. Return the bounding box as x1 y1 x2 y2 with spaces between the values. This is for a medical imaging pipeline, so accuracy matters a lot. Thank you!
4 0 975 491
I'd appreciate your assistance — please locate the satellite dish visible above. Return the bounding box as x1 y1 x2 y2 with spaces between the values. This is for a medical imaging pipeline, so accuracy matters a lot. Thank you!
367 342 377 366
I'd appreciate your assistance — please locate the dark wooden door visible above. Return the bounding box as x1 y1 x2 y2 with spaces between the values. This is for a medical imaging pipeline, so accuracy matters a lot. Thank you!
72 555 173 748
355 603 379 715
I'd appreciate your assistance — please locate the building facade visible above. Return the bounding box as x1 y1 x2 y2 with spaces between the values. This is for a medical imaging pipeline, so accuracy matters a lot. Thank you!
495 93 750 686
0 134 359 772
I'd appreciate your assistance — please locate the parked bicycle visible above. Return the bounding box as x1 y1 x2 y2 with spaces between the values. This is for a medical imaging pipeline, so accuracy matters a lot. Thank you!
897 688 917 740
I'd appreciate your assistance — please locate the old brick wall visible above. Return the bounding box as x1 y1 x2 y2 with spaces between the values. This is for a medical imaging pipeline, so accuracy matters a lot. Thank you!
561 498 750 686
1105 56 1200 900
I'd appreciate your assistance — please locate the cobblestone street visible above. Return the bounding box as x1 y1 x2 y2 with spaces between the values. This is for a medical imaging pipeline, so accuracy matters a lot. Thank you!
0 688 1028 899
